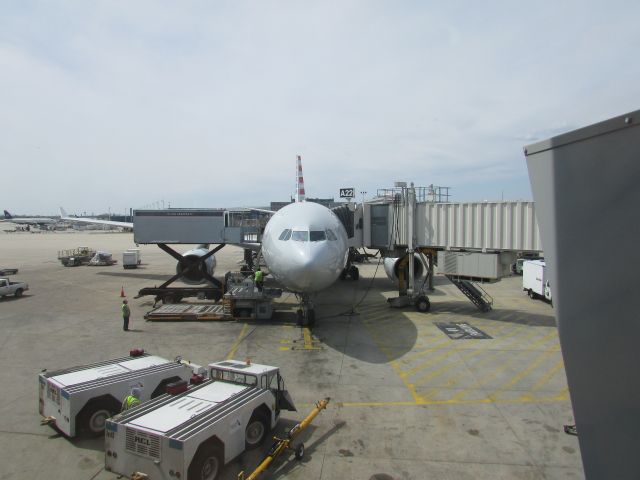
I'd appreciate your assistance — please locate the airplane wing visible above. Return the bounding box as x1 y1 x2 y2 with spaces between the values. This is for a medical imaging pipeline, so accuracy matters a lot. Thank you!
60 207 133 229
248 207 276 215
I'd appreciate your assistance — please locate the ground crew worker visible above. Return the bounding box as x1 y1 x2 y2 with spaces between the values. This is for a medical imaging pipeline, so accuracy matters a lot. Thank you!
254 268 263 292
122 299 130 331
121 387 141 412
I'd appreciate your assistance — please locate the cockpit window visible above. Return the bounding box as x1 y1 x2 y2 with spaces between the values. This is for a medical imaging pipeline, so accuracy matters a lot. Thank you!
310 231 326 242
278 229 292 241
291 230 309 242
326 229 337 241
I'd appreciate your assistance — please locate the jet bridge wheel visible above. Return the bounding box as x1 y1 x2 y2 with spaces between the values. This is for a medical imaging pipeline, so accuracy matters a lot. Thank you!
415 295 431 313
340 266 360 280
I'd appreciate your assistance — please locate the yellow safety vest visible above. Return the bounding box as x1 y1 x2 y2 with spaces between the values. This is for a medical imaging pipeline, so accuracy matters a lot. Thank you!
121 395 140 411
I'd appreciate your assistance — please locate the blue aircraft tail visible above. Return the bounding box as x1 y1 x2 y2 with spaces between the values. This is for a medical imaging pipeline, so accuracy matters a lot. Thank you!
4 210 12 219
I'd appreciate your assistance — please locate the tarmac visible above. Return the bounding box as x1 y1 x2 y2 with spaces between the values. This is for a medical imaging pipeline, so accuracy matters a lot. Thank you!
0 229 584 479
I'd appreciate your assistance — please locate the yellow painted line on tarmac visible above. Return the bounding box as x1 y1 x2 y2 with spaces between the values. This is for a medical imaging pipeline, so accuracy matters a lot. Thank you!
482 348 562 403
414 348 482 388
400 336 453 362
414 323 516 400
400 347 459 379
407 322 516 384
277 323 324 351
359 320 423 404
226 323 249 359
336 392 571 408
281 327 323 351
508 326 559 351
474 321 515 340
303 327 313 348
448 328 560 402
531 359 565 392
492 343 560 394
356 301 565 407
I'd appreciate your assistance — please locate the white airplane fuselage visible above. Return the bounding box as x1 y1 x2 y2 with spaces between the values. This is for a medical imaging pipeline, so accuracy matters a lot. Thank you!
261 202 348 293
3 210 56 226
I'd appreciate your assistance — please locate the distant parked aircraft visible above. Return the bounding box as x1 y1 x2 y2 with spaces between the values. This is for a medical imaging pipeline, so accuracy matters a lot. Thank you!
2 210 57 228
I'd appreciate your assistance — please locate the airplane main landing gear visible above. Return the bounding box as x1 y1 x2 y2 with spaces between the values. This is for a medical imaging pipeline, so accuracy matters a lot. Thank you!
340 265 359 280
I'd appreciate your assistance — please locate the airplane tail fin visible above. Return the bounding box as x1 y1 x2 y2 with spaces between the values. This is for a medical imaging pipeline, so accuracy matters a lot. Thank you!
60 207 68 218
295 155 306 202
4 210 12 219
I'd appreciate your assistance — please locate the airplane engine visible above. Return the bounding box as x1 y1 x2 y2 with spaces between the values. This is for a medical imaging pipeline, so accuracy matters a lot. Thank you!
176 246 217 285
383 254 426 283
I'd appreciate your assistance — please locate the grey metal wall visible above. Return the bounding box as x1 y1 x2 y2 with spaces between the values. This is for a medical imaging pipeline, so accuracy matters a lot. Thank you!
526 109 640 479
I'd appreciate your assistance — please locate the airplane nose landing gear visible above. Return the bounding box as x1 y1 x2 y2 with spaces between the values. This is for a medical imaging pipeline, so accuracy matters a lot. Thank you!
296 295 316 327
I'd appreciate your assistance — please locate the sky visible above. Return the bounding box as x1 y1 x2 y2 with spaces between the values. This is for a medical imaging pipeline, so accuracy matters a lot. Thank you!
2 1 639 215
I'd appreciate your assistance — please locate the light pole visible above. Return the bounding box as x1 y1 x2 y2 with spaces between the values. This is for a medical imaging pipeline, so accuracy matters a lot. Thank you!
360 191 367 204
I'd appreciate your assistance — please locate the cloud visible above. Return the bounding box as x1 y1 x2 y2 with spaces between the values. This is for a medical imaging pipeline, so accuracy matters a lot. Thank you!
1 1 640 214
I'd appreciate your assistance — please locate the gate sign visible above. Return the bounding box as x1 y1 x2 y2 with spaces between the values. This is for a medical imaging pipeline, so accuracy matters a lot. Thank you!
340 188 355 198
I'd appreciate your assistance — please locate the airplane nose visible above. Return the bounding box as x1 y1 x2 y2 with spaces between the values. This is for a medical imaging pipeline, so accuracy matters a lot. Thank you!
286 245 336 292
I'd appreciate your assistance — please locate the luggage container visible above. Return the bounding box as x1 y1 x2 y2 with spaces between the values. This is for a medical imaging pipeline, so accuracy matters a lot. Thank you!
123 249 141 269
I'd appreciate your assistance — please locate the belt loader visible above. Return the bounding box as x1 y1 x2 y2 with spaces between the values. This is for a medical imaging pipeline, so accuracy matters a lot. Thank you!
39 349 205 438
104 359 296 480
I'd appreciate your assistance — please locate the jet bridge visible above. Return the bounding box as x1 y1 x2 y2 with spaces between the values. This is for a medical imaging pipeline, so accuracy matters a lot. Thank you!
362 199 542 254
131 209 268 302
133 208 264 244
359 187 542 311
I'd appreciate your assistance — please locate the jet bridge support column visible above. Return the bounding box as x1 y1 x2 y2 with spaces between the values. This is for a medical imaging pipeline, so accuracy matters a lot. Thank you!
407 183 415 298
388 184 431 313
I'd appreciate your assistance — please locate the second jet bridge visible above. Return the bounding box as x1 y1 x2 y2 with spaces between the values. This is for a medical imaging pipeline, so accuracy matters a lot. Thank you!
133 208 265 245
362 200 542 254
131 208 268 303
359 191 543 311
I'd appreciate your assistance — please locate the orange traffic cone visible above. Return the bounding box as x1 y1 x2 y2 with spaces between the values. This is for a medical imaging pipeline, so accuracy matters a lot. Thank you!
120 286 126 297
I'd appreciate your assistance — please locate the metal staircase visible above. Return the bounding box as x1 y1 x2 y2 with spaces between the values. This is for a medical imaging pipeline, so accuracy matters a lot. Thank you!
446 275 493 312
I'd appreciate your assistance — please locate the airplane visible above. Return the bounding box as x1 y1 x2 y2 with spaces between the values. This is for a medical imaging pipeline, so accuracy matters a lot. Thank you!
2 210 57 228
60 156 352 325
261 156 349 324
